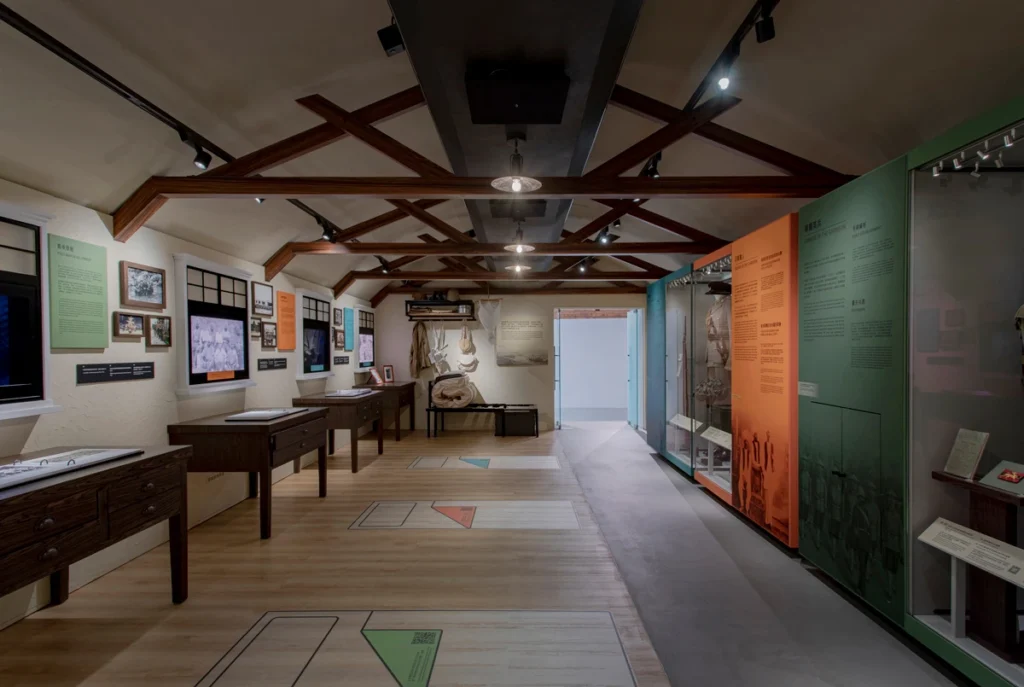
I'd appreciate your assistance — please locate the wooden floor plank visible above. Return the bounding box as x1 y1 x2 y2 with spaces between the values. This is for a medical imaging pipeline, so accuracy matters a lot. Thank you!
0 430 669 686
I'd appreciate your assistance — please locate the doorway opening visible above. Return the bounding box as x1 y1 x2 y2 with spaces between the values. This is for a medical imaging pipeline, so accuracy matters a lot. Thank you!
554 307 644 431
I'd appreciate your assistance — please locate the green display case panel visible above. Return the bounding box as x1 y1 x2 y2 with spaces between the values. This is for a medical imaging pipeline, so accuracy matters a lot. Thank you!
797 157 909 625
645 279 666 457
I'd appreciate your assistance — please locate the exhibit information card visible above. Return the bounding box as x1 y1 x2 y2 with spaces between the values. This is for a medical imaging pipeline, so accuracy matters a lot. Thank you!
919 517 1024 589
942 428 989 479
48 234 108 348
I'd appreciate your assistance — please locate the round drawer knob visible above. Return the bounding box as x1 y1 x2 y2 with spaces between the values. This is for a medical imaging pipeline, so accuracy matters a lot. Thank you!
41 547 59 561
36 517 55 531
143 482 156 492
145 505 157 515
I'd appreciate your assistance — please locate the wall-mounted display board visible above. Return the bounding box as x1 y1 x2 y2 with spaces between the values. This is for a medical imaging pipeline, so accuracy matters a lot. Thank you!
344 307 355 351
76 362 154 384
48 234 107 348
797 157 908 625
497 317 547 366
277 291 296 351
730 215 799 547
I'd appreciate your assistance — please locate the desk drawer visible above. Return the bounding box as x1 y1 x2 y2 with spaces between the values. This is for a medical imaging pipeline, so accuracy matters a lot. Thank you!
357 400 382 423
108 461 181 510
109 488 181 540
0 519 103 591
0 488 99 555
273 417 327 452
273 432 325 467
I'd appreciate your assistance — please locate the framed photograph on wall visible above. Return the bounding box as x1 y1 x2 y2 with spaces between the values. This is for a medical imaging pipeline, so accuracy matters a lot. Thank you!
334 327 345 348
261 320 277 348
368 366 384 384
120 261 166 310
145 315 172 347
333 308 343 327
250 318 262 338
382 364 395 383
251 281 274 316
113 311 145 338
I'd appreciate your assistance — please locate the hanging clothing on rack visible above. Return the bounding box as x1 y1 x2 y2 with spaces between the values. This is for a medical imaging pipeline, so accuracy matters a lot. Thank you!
409 321 431 378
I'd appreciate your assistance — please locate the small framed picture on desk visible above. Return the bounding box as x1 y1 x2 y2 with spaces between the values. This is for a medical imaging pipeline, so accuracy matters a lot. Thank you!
382 364 395 383
368 366 384 384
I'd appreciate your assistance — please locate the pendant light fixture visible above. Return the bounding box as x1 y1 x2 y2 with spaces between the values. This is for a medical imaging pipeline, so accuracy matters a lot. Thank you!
504 261 532 273
491 133 541 193
503 220 535 254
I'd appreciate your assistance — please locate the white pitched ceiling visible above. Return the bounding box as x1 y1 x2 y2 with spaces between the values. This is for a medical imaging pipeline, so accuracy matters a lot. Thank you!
1 0 1023 291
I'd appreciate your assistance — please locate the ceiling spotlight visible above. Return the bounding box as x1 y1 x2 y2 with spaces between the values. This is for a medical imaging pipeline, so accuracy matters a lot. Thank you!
192 147 211 170
952 157 963 170
613 219 621 229
642 151 662 178
716 43 739 91
931 166 940 177
717 75 731 91
503 222 535 253
255 197 265 204
970 161 982 179
376 256 391 273
318 218 334 242
1005 130 1016 148
377 17 405 57
598 230 610 244
977 147 990 161
995 151 1005 169
491 134 541 193
755 15 776 43
578 264 586 273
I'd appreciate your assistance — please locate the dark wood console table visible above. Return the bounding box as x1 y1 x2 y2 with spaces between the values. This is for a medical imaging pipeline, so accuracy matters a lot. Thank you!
292 392 384 473
0 445 189 606
353 381 416 441
168 408 327 539
932 470 1024 661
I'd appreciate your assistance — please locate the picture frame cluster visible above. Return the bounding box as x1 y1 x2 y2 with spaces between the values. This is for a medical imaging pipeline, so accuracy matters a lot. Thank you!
116 261 172 348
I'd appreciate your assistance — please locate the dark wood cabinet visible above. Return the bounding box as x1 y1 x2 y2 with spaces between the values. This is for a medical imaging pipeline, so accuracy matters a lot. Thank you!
292 392 385 472
168 408 328 540
353 381 417 441
0 446 190 607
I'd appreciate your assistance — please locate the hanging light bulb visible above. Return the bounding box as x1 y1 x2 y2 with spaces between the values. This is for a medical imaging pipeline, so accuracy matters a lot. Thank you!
503 221 535 253
491 135 541 193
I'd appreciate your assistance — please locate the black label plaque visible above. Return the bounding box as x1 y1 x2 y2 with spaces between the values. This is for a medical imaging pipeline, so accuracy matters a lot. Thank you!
76 362 155 385
334 356 350 365
258 358 288 371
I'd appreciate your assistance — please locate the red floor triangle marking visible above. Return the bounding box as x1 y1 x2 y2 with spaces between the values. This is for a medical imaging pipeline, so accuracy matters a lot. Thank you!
432 505 476 528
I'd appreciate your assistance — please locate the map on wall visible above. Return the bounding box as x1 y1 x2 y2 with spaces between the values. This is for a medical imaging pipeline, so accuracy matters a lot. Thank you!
496 318 547 366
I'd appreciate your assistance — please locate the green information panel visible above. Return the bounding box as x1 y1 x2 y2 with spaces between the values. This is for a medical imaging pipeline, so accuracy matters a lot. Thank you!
362 629 440 687
797 157 908 625
48 234 108 348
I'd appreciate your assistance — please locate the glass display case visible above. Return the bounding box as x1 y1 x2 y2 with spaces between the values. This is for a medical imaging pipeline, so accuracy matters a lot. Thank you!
664 273 696 472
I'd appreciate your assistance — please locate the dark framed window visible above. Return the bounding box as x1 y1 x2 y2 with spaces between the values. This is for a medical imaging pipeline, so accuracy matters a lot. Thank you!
358 310 375 368
185 266 249 386
0 217 43 405
302 295 331 374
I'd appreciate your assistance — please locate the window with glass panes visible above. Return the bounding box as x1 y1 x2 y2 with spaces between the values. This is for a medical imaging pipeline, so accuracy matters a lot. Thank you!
185 266 250 386
0 217 43 405
302 295 331 374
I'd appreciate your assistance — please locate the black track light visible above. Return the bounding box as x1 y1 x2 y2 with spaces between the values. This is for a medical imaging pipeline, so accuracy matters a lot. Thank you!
376 256 391 273
755 16 775 43
318 218 334 243
255 197 265 204
643 151 662 178
179 129 212 170
613 219 621 229
578 262 587 273
598 227 610 244
377 17 405 57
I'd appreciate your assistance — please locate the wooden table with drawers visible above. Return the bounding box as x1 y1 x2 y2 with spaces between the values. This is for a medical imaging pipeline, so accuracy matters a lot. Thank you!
353 381 417 441
0 445 190 607
167 408 328 539
292 391 384 473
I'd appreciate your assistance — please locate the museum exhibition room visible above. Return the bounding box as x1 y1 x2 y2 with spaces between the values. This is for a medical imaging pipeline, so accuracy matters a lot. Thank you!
1 1 1024 686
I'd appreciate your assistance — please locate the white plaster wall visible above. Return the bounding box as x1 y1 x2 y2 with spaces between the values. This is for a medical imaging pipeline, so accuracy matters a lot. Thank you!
0 177 371 629
560 318 628 417
375 293 644 431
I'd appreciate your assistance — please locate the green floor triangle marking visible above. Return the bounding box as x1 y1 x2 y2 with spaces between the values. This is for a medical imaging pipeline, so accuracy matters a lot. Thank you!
459 458 490 469
362 629 441 687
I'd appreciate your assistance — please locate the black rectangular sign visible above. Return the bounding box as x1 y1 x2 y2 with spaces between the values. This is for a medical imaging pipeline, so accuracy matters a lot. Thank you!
258 358 288 371
334 356 349 365
76 362 155 385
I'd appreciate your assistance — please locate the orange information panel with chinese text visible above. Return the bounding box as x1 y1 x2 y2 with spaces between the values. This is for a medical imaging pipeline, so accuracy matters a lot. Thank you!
277 291 296 351
729 214 799 547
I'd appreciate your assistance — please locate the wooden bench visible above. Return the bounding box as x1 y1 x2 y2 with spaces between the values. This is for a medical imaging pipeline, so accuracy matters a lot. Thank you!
426 380 538 438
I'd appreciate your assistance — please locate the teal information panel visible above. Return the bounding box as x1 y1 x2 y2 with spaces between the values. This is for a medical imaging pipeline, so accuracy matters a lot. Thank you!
343 307 355 351
48 234 108 349
797 157 908 624
646 280 666 456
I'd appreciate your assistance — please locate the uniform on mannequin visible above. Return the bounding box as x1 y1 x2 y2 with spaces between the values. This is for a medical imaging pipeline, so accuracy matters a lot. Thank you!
704 281 732 405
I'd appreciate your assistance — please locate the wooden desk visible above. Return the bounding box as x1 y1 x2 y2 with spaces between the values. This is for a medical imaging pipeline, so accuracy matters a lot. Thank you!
292 392 384 473
353 381 417 441
0 446 189 606
168 408 328 539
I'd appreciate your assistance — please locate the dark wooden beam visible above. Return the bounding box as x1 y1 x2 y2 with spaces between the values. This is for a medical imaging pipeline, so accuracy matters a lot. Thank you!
597 200 726 246
333 255 424 297
348 270 663 282
559 230 671 277
609 85 845 178
115 174 850 203
112 87 425 242
388 199 474 243
297 94 450 178
586 95 741 177
387 285 647 296
562 205 634 243
283 241 716 256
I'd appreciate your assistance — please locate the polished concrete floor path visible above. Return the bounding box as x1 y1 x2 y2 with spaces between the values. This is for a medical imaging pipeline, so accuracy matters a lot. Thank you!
560 421 968 687
0 430 668 686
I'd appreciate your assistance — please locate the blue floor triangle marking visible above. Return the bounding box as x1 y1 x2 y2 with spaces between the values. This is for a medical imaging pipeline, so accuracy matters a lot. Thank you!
459 458 490 469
